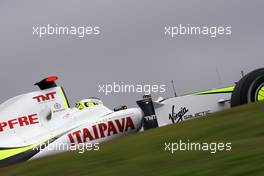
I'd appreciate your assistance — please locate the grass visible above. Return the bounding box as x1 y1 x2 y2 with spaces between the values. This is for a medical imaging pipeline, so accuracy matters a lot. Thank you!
1 102 264 176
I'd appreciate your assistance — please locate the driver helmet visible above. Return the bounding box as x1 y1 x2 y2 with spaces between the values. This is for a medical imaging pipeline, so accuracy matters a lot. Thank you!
75 98 103 110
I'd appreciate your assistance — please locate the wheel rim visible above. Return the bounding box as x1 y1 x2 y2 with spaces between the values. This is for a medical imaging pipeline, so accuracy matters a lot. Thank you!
255 83 264 101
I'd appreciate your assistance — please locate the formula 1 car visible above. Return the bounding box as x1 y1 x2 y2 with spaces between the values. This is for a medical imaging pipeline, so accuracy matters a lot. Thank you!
0 68 264 167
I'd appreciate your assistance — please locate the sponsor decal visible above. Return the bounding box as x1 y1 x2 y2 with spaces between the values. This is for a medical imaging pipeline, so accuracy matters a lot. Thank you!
54 103 61 110
33 91 56 103
53 103 66 113
169 105 211 123
184 110 211 120
68 116 135 144
169 106 189 123
144 114 157 121
0 114 39 132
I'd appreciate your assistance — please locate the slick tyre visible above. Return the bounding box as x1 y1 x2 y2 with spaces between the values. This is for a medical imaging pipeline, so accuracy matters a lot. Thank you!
231 68 264 107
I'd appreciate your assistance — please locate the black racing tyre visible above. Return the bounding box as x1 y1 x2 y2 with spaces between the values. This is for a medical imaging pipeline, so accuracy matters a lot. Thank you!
231 68 264 107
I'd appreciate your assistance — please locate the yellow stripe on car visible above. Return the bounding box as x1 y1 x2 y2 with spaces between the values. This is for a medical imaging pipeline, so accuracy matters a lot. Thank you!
0 129 70 161
58 87 70 109
191 86 235 95
0 143 40 160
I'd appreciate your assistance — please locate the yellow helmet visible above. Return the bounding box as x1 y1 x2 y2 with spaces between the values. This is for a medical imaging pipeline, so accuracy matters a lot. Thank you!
75 98 103 110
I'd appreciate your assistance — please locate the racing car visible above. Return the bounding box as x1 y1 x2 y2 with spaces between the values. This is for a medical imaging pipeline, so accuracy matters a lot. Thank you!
0 68 264 167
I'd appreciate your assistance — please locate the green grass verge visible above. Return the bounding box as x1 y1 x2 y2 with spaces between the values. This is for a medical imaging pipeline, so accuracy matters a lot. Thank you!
1 102 264 176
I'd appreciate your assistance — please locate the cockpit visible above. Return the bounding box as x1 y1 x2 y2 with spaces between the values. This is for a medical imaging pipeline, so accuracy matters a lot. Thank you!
75 98 103 110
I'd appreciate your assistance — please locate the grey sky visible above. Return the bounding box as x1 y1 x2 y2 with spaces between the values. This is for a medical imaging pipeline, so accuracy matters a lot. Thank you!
0 0 263 108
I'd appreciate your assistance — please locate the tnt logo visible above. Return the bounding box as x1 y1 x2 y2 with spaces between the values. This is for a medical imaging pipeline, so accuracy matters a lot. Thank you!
33 91 56 103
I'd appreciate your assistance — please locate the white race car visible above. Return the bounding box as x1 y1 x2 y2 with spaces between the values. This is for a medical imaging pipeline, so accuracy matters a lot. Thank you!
0 68 264 167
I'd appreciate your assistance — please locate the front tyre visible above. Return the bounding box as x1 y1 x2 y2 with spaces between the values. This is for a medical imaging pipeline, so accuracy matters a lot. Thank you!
231 68 264 107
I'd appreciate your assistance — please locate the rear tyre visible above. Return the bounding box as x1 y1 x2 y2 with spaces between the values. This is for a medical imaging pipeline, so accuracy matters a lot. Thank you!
231 68 264 107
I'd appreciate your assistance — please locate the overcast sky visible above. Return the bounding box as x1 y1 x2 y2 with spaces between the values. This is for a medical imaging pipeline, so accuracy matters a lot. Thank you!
0 0 263 108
